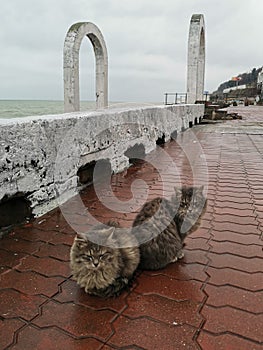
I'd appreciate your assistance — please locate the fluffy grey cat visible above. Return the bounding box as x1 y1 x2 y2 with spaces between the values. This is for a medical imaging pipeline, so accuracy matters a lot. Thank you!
132 186 207 270
70 221 140 297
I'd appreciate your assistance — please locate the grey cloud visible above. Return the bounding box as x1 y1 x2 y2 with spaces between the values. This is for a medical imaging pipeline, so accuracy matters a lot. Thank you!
0 0 263 101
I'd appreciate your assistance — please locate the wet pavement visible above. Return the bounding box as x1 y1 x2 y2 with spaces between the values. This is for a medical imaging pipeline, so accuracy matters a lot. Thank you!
0 105 263 349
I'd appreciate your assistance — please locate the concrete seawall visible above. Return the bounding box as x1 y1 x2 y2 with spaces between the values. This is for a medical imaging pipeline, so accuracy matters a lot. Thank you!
0 104 204 223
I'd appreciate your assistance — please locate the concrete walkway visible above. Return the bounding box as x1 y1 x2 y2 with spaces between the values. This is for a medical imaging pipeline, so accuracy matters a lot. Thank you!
0 106 262 349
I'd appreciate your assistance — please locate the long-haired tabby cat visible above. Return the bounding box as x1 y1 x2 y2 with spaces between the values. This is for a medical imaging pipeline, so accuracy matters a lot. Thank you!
132 186 207 270
70 221 140 297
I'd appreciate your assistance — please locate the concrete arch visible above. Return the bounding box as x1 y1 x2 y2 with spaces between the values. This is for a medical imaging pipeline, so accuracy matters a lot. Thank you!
187 14 205 104
63 22 108 112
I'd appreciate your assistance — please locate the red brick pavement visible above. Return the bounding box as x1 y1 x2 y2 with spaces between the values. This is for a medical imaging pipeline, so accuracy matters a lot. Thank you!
0 106 263 349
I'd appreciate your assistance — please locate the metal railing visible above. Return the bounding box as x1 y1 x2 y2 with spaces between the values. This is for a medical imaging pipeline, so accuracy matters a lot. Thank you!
164 93 187 105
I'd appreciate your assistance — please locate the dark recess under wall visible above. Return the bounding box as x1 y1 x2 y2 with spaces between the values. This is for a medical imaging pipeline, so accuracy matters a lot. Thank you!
77 159 112 186
77 160 96 185
156 134 165 145
0 194 33 232
124 144 146 164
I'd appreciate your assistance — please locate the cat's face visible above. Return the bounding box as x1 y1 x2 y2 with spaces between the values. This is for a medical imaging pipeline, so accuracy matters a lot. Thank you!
173 186 207 234
74 237 118 271
73 225 120 271
176 186 205 209
75 239 116 270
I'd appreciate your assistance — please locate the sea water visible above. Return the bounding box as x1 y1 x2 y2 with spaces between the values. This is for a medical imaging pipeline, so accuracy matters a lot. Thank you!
0 100 97 119
0 100 162 119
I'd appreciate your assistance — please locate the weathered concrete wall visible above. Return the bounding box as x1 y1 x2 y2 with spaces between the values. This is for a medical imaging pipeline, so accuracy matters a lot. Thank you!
0 104 204 218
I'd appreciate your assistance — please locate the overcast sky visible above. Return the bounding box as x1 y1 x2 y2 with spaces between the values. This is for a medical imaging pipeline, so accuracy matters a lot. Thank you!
1 0 263 102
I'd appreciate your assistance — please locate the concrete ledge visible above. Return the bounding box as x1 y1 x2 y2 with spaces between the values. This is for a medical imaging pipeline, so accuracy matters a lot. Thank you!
0 104 204 218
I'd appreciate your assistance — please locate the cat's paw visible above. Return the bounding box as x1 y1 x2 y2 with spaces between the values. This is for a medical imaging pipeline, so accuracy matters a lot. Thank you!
171 256 178 263
177 251 184 259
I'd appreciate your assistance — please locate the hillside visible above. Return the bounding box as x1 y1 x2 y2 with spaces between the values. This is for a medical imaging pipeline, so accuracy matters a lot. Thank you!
216 67 262 94
210 67 262 103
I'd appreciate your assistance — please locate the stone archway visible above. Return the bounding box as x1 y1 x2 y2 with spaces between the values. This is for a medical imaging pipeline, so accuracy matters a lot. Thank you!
187 14 205 104
63 22 108 112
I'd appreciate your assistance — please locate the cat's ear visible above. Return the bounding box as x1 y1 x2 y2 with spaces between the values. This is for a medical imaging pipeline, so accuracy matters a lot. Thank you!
195 185 204 195
97 226 115 237
174 187 182 198
107 220 120 228
107 227 115 240
76 233 87 241
74 233 88 248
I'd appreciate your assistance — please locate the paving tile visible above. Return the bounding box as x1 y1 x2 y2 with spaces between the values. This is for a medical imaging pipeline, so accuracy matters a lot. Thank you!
216 189 252 199
198 219 211 230
249 193 263 205
255 207 263 219
216 179 248 186
53 279 128 313
184 237 209 251
48 232 75 246
41 211 75 229
144 262 207 282
212 221 259 235
32 216 62 231
204 284 263 314
254 199 263 208
10 227 59 243
16 255 71 278
206 266 263 291
211 230 261 245
205 193 216 202
34 300 115 340
182 249 208 265
57 220 78 235
213 213 258 226
215 200 254 210
0 270 63 297
12 325 104 350
197 331 262 350
0 266 9 274
189 227 211 239
134 273 204 302
216 193 253 209
61 211 100 227
0 237 43 255
109 315 198 349
201 305 263 343
201 211 214 222
124 292 203 328
208 252 262 273
0 318 25 349
210 240 262 257
247 175 263 182
0 289 45 320
0 249 27 269
34 243 71 261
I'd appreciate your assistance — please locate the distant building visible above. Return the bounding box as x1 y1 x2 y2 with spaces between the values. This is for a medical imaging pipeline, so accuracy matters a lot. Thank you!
223 84 247 94
257 68 263 100
257 68 263 85
257 68 263 96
